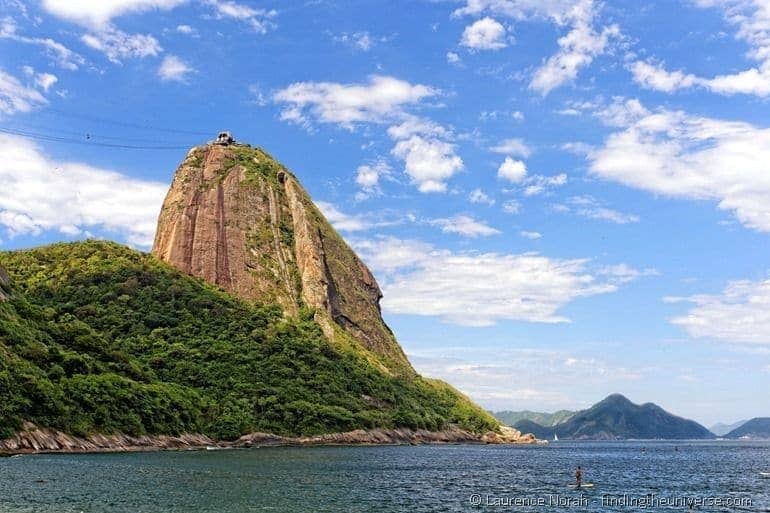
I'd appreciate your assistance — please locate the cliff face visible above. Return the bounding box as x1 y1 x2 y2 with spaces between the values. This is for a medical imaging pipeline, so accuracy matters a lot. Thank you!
152 143 411 373
0 265 10 302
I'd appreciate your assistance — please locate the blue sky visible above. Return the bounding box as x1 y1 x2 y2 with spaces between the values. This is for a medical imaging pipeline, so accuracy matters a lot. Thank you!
1 0 769 427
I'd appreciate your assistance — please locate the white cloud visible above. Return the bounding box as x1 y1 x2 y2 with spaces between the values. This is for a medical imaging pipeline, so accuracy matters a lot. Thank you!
630 60 698 92
0 69 47 115
157 54 194 82
589 98 770 231
520 230 542 239
386 116 451 140
429 215 500 237
314 201 403 233
628 0 770 96
497 156 527 183
529 17 620 95
460 17 507 50
447 51 461 64
274 76 460 194
41 0 187 28
315 201 372 232
0 17 85 70
667 277 770 344
355 160 391 199
489 137 531 157
176 24 195 35
81 28 161 62
354 236 633 326
273 75 437 129
469 188 495 205
559 195 640 224
522 173 567 196
502 198 521 214
331 31 376 51
391 135 463 193
205 0 277 33
34 72 58 92
453 0 619 94
600 263 658 283
0 134 166 247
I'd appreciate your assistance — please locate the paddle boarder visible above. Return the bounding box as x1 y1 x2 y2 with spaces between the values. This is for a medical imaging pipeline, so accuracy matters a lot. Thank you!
575 466 583 489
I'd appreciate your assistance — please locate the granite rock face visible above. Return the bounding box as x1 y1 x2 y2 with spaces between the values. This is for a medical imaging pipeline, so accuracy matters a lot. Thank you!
152 144 411 372
0 423 539 454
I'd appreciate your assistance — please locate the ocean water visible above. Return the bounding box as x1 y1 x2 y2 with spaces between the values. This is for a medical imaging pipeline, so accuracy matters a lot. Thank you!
1 441 768 512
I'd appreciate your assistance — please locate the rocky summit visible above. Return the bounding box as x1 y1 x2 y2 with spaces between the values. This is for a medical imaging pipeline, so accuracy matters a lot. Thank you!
0 139 511 452
152 142 410 373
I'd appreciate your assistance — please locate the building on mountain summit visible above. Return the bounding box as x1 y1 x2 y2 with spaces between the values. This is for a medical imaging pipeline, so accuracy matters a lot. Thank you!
214 131 234 145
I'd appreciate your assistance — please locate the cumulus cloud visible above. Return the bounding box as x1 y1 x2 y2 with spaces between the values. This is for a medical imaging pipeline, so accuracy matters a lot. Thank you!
41 0 186 28
391 135 463 193
355 160 391 199
447 51 462 64
520 230 542 239
0 134 166 247
667 277 770 344
460 17 507 50
157 54 194 82
630 0 770 96
489 137 531 157
453 0 619 95
630 60 698 92
274 76 461 193
353 236 637 326
529 15 620 95
0 69 47 115
588 98 770 231
40 0 176 62
469 188 495 205
273 75 437 129
429 215 501 237
0 16 85 70
497 156 527 183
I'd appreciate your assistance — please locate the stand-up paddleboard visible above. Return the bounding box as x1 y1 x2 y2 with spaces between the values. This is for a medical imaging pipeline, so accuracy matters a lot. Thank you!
760 472 770 478
568 483 595 489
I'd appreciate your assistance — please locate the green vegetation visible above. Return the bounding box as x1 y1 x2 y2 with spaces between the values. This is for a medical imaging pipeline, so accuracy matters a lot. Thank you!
0 241 497 441
492 409 576 428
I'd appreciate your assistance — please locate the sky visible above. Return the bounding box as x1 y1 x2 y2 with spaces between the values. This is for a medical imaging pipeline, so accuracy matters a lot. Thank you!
1 0 769 427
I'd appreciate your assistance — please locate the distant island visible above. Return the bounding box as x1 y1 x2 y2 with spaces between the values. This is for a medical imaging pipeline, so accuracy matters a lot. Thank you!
710 419 748 437
491 410 575 427
724 418 770 439
496 394 715 440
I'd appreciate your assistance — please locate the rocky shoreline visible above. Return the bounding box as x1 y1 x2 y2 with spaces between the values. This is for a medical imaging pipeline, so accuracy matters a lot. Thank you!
0 423 541 455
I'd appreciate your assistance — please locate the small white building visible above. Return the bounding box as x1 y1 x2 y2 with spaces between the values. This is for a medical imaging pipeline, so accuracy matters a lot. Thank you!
213 131 234 145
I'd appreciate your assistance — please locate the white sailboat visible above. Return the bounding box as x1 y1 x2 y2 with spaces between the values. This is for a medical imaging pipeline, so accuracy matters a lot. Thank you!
553 434 558 441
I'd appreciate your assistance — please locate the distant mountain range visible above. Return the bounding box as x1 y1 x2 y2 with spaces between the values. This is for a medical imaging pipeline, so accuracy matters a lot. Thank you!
511 394 714 440
710 419 748 437
724 418 770 439
492 410 575 427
